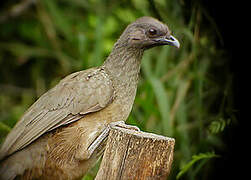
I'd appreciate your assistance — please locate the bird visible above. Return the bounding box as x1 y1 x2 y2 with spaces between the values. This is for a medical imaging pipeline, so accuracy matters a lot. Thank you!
0 16 180 180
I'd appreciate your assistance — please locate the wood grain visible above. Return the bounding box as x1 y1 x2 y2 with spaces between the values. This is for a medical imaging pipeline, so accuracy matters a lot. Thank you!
95 126 175 180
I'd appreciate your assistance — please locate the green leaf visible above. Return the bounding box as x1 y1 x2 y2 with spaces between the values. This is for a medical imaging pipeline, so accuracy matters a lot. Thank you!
149 77 172 136
209 118 231 134
142 52 172 135
176 152 219 179
155 46 170 77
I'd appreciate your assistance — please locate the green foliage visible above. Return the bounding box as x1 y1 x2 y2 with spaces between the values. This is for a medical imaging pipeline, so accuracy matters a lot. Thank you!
176 152 219 179
0 0 234 179
209 118 231 134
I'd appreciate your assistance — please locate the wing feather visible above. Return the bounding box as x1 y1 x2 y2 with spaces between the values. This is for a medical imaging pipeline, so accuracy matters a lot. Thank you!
15 110 68 151
0 67 114 159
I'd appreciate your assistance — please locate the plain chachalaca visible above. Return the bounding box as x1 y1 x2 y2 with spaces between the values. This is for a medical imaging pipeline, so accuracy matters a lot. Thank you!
0 16 180 180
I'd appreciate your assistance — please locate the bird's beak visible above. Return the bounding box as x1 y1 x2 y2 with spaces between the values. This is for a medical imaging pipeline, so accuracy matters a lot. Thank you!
154 35 180 48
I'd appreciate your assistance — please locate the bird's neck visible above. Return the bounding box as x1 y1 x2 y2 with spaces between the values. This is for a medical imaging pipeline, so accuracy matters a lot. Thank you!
102 45 144 119
102 46 144 86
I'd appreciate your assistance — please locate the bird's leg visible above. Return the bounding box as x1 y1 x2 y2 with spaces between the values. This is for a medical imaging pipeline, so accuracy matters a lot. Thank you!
81 121 140 160
75 125 110 161
109 121 140 131
86 126 110 159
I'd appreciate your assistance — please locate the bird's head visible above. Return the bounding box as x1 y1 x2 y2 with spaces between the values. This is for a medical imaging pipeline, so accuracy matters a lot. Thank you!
117 16 180 50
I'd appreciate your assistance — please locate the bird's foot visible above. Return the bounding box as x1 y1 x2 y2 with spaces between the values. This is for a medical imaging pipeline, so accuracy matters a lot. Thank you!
109 121 140 131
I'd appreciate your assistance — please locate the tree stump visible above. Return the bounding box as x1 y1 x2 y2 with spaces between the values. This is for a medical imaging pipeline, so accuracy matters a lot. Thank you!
95 126 175 180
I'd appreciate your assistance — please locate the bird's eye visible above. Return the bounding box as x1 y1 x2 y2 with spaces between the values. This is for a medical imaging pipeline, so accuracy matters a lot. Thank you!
148 28 158 36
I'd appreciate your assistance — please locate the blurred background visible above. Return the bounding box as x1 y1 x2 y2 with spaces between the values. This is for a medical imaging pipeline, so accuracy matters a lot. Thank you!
0 0 238 179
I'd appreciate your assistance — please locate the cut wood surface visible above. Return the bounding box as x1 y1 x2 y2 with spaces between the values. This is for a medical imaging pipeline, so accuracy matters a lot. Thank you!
95 126 175 180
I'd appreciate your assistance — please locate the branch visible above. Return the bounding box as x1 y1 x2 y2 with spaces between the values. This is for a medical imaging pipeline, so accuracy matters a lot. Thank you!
95 126 175 180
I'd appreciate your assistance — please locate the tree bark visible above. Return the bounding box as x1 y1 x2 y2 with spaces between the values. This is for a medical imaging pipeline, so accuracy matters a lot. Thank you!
95 126 175 180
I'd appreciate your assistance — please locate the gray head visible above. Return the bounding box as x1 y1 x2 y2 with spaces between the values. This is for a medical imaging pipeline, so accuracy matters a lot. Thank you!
116 16 180 50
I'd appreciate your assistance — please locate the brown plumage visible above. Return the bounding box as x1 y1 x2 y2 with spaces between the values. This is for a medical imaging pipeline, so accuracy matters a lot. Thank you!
0 16 180 180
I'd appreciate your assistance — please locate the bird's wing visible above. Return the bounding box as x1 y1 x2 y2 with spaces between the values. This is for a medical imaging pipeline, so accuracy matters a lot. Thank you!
0 67 114 159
